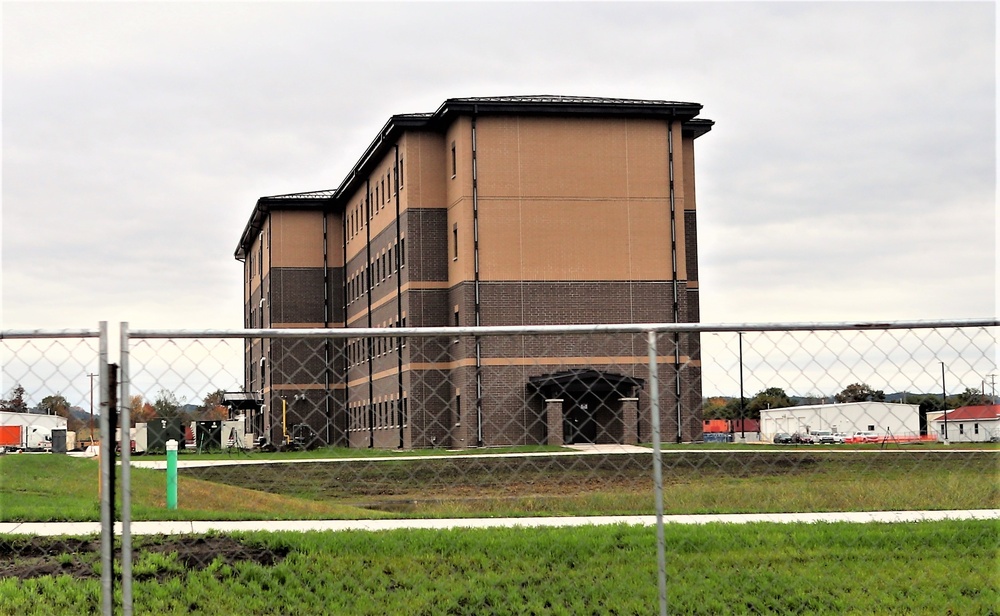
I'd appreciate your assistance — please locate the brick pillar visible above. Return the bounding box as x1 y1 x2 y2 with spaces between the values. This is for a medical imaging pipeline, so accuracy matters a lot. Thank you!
545 399 564 446
620 397 639 445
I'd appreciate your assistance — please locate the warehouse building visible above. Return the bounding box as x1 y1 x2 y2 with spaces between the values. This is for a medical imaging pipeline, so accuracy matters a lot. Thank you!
235 96 713 449
759 402 921 442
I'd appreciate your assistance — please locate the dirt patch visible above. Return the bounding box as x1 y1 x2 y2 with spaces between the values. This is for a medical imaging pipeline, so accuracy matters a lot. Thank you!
0 535 288 582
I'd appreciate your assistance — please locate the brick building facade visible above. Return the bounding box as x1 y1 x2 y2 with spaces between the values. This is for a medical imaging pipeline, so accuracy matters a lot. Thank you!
235 96 712 449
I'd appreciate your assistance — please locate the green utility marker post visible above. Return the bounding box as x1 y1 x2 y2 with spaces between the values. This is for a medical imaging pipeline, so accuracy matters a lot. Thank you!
166 439 178 510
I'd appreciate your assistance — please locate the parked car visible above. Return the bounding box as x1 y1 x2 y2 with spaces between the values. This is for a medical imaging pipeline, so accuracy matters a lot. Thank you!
791 432 815 444
812 430 835 444
773 432 794 444
846 431 880 444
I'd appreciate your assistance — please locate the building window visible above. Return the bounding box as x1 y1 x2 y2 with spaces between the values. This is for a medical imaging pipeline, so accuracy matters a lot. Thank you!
398 158 403 189
453 224 459 260
867 425 875 432
959 424 964 434
974 423 979 434
451 141 457 178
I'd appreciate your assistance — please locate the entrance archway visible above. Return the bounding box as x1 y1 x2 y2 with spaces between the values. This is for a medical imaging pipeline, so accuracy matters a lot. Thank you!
529 370 644 445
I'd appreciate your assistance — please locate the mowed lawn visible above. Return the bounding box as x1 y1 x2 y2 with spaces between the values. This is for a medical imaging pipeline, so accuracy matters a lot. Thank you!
1 451 997 615
1 521 997 615
1 449 997 521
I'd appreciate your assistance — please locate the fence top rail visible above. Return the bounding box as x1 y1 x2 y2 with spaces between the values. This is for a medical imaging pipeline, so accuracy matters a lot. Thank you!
124 318 999 340
1 329 102 340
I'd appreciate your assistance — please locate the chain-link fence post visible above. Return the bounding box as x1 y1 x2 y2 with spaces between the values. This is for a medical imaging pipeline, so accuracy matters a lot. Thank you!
647 329 669 616
120 322 134 616
97 322 113 616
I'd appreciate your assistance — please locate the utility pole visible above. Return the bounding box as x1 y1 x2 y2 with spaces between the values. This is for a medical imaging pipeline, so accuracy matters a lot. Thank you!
739 332 745 441
940 362 948 444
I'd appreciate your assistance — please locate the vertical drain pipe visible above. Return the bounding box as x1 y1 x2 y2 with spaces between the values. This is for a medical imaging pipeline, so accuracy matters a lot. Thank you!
365 180 375 448
668 120 683 443
322 211 332 446
471 111 484 447
394 145 405 449
342 202 351 442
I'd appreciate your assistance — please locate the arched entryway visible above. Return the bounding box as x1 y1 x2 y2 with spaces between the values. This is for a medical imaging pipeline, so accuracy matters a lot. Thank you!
528 370 644 446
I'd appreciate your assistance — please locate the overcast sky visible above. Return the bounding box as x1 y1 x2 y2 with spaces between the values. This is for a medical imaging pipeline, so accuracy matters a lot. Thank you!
2 1 996 333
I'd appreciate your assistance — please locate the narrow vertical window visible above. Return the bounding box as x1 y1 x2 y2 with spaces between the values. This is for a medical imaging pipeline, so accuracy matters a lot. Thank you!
398 158 403 189
453 224 459 260
450 141 457 178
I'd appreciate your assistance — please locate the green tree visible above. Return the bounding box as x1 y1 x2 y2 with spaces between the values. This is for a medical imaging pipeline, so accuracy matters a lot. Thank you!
0 384 29 413
834 383 886 403
38 394 70 416
702 397 731 419
39 394 85 433
951 387 991 408
153 390 181 419
197 389 228 421
745 387 796 419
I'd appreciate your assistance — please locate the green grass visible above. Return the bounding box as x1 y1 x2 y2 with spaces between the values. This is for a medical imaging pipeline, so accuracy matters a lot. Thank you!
2 450 997 522
0 521 997 615
0 455 383 522
185 449 1000 518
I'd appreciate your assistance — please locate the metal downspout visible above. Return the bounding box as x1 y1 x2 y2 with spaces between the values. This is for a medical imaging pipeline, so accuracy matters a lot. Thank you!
365 180 375 448
343 202 351 442
323 211 332 445
471 112 484 447
394 145 405 449
668 121 683 443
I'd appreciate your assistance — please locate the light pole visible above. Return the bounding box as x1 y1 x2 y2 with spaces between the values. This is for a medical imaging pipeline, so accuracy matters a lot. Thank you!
739 332 745 441
87 372 98 444
940 362 948 443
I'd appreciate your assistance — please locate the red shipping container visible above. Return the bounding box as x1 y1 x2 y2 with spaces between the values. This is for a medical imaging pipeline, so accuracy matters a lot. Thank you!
0 425 23 447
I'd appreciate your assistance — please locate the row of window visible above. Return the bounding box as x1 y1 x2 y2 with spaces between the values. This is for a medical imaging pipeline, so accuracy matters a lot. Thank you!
347 397 408 432
345 317 407 368
347 158 404 241
948 423 983 435
347 238 405 305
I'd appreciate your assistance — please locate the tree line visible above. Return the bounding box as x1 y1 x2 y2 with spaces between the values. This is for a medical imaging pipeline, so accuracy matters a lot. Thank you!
0 384 229 433
703 382 995 420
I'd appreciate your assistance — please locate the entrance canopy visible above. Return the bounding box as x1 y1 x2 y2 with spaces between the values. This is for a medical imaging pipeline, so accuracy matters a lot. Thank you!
528 369 644 399
222 391 262 410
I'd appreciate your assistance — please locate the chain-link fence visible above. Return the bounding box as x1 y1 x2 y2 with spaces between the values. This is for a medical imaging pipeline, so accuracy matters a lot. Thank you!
2 320 998 615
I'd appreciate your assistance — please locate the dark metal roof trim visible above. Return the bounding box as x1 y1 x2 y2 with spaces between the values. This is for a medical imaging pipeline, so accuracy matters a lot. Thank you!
236 96 713 258
528 369 645 398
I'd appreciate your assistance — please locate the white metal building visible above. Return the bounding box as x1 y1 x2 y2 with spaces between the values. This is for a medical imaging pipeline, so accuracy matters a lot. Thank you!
759 402 920 442
0 411 69 448
1 411 68 432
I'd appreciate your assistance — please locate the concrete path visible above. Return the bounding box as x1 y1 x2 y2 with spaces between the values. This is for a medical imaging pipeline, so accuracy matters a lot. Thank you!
2 510 996 537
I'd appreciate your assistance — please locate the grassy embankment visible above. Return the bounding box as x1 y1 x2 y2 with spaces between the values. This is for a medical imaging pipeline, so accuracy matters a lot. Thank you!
1 448 997 521
1 520 997 615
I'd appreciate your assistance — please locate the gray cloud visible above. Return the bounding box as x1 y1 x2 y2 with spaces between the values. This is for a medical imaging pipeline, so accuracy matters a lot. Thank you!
2 2 995 330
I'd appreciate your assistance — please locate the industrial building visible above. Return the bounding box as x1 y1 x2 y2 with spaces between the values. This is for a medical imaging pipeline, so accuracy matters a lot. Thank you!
235 96 713 449
759 402 921 442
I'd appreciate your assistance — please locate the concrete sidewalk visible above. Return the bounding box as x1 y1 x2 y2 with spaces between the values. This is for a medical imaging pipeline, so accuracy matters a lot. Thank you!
3 509 997 537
